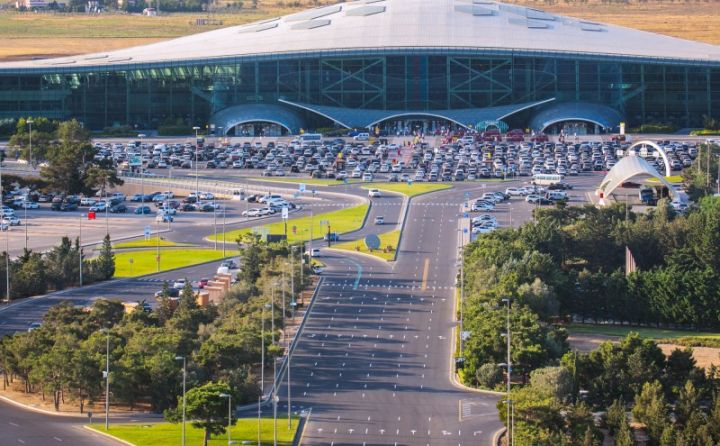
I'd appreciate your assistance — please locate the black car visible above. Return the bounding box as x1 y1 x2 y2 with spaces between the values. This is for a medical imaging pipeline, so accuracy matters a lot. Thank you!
109 204 127 213
60 202 78 211
206 161 216 168
180 203 196 212
155 288 180 298
200 203 215 212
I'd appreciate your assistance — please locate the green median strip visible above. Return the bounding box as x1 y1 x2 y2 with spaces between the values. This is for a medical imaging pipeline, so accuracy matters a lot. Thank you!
332 230 401 261
362 182 452 197
88 418 298 446
248 177 362 187
208 204 369 244
113 249 232 278
113 237 192 249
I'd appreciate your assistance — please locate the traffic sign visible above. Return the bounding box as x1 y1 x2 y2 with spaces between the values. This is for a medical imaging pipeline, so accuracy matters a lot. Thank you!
320 219 328 226
299 183 306 192
144 225 151 236
364 234 381 250
281 207 289 219
464 191 470 198
88 211 96 220
292 225 297 234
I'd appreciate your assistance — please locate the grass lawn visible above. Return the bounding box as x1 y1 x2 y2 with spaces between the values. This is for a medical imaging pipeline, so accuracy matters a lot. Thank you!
248 177 362 187
113 237 192 249
208 204 369 244
88 417 298 446
363 183 452 197
113 249 231 277
567 323 720 340
331 230 401 261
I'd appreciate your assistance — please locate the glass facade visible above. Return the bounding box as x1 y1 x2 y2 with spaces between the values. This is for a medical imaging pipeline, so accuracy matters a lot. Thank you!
1 52 718 130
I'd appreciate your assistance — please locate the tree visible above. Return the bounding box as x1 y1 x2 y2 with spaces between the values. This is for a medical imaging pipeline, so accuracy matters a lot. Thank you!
605 398 626 435
675 381 700 428
475 363 503 389
85 162 123 196
11 249 47 298
615 417 636 446
156 281 176 325
166 381 232 446
632 381 669 444
529 366 574 403
178 278 198 312
95 235 115 280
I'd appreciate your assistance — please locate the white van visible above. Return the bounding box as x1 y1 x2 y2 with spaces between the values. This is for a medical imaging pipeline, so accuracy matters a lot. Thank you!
353 133 370 141
546 191 568 201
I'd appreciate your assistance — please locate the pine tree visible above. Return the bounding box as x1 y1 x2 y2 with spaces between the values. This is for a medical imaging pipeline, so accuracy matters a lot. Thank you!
606 398 626 435
96 234 115 280
615 417 635 446
178 278 198 311
156 281 175 325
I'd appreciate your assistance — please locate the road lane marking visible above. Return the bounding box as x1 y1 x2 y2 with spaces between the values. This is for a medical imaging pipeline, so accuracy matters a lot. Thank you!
421 258 430 290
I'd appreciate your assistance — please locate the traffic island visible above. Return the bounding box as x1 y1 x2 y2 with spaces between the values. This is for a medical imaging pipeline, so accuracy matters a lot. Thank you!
87 418 299 446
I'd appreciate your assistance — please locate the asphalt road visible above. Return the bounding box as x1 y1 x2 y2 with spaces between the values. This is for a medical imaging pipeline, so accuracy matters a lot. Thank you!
0 173 603 445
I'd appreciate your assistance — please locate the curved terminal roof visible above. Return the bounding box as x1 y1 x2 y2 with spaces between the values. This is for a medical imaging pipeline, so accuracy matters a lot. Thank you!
1 0 719 71
530 101 623 132
598 155 677 201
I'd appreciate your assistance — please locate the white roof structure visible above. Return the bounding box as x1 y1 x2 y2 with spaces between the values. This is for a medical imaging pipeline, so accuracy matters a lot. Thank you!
1 0 720 70
597 155 677 203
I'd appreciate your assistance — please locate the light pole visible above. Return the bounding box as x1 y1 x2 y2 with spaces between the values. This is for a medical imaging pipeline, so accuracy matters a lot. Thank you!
139 134 146 211
261 303 271 394
222 207 226 257
219 393 232 445
101 328 110 431
156 217 160 272
193 126 201 200
79 213 84 287
27 118 33 168
287 336 292 430
501 298 512 445
175 356 187 446
1 160 8 303
23 199 28 251
213 207 218 250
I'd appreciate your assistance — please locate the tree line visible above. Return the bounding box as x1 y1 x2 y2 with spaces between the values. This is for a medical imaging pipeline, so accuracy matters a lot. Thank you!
0 235 114 300
461 196 720 444
0 236 309 446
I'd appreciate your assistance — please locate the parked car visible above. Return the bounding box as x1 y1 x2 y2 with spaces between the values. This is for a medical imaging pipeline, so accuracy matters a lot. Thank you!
109 204 127 213
134 206 152 215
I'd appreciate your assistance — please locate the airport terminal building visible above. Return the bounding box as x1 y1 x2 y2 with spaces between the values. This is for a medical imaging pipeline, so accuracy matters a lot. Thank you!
0 0 719 135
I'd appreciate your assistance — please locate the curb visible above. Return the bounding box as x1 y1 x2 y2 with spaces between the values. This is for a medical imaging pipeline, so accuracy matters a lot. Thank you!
492 427 507 446
325 246 392 264
292 408 311 446
83 425 136 446
0 395 91 418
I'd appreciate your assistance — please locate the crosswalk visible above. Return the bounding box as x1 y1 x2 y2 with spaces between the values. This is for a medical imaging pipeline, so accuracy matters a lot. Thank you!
320 281 455 291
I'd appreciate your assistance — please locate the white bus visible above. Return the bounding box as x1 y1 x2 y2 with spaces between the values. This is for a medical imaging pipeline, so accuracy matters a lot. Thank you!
531 173 563 186
299 133 323 143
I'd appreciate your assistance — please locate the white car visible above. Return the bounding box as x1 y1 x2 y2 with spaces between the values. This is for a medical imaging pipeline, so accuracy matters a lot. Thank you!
23 202 39 209
374 216 384 225
80 197 97 206
2 216 21 226
504 187 524 197
362 172 373 182
308 248 321 257
242 208 262 217
368 189 382 198
173 279 186 289
471 202 494 212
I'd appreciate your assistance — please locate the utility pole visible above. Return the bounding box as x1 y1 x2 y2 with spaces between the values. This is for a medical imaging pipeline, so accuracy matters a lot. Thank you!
1 160 8 304
27 118 33 168
193 126 201 200
222 207 226 257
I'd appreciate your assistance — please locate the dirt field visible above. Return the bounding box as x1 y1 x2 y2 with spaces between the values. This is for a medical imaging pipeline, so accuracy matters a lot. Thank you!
569 333 720 370
0 0 717 61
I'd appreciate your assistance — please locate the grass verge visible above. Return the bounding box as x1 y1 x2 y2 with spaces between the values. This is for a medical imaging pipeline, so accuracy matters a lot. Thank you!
566 323 720 341
113 237 192 249
113 249 230 277
362 182 452 197
88 417 298 446
249 177 362 187
331 230 400 261
208 204 369 244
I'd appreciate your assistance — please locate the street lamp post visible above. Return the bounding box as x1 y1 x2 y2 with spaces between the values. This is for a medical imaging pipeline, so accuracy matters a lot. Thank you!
0 160 8 303
193 126 201 200
156 217 160 272
27 118 33 168
175 356 187 446
213 207 218 250
220 393 232 445
222 207 226 257
501 298 512 445
101 328 110 430
23 199 28 251
79 213 84 287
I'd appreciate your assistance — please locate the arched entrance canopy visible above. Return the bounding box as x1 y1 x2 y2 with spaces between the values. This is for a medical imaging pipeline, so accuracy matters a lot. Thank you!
530 101 622 133
597 155 677 203
279 98 555 130
210 104 305 135
628 140 672 177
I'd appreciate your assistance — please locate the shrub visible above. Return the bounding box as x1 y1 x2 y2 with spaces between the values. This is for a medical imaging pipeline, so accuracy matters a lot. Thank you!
476 363 503 389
